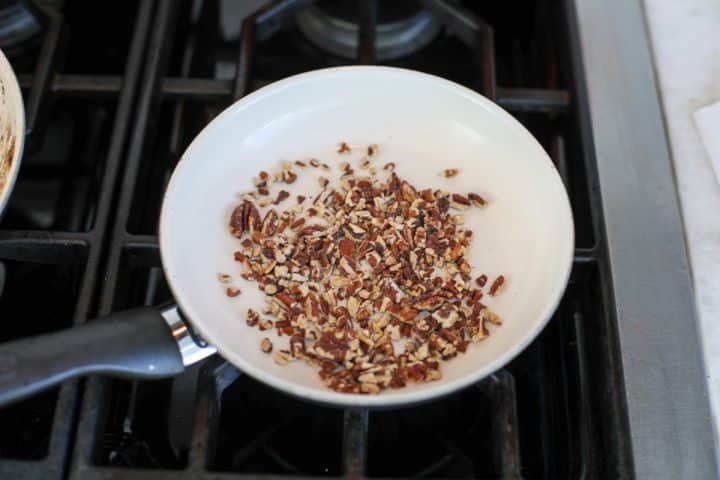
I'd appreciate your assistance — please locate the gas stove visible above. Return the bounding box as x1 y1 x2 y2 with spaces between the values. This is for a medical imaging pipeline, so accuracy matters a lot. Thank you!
0 1 714 479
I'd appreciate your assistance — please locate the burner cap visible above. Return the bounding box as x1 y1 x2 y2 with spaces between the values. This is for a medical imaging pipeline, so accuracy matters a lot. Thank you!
296 1 441 61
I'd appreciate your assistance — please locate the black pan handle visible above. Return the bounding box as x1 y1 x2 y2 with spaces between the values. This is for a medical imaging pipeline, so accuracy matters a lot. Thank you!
0 307 186 408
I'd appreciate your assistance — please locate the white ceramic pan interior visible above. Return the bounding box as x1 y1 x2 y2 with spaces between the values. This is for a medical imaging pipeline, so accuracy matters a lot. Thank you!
160 66 574 406
0 49 25 218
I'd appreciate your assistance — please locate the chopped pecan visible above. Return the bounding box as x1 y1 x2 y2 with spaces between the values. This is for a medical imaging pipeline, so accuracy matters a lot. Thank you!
274 350 290 365
489 275 505 296
450 193 471 209
227 149 503 394
275 190 290 205
229 201 250 237
226 287 241 297
468 192 487 207
246 309 259 327
282 170 297 184
261 209 279 236
338 238 355 256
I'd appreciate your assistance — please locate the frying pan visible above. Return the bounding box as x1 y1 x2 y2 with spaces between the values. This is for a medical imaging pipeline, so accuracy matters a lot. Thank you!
0 49 24 220
0 67 574 408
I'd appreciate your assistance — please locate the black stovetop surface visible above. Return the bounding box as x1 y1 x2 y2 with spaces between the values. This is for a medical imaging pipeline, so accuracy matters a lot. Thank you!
0 1 629 478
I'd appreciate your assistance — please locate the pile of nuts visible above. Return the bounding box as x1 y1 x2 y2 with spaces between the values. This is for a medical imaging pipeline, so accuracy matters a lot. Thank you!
227 144 503 394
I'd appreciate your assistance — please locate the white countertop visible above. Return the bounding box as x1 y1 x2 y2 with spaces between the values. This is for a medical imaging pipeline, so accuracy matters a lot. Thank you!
643 0 720 446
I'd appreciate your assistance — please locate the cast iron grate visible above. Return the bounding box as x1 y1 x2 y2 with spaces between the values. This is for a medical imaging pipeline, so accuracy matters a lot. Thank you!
0 1 631 478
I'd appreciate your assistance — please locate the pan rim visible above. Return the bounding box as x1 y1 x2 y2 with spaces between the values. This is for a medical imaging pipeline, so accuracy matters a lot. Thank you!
159 65 575 407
